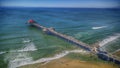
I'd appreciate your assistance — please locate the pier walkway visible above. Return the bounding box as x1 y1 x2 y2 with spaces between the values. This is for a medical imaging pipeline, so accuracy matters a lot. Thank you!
47 28 91 51
28 20 120 65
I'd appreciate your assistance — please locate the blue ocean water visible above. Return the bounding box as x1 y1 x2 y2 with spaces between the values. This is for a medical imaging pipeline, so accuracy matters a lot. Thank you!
0 7 120 68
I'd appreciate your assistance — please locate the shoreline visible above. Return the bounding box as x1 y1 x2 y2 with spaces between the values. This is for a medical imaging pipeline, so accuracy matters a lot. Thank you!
19 55 119 68
9 49 88 68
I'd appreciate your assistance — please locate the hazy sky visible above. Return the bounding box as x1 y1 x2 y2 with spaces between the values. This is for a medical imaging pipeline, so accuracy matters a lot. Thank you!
0 0 120 8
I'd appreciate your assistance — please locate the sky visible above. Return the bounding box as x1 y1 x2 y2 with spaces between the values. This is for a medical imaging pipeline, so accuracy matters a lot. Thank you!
0 0 120 8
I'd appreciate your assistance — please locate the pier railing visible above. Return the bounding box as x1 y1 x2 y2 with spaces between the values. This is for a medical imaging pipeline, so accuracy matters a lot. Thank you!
48 28 92 51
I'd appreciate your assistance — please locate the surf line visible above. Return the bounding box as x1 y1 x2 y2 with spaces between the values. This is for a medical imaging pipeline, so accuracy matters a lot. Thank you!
27 19 120 64
99 34 120 47
92 26 107 30
17 50 88 67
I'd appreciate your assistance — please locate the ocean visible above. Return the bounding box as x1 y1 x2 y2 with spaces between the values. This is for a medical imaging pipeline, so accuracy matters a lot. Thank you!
0 7 120 68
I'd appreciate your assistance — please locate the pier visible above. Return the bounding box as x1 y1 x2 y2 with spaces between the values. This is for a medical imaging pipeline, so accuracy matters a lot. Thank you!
28 19 120 65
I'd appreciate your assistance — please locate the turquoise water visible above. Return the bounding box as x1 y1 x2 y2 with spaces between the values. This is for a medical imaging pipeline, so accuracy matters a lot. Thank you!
0 7 120 68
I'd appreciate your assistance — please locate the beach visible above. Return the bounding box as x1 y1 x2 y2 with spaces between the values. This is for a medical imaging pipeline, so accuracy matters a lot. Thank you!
19 54 119 68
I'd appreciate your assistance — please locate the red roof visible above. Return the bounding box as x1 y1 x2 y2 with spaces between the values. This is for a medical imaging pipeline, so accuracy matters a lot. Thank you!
28 19 35 23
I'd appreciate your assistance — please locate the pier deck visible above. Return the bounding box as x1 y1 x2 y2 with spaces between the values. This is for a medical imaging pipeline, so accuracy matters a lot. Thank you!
47 28 91 51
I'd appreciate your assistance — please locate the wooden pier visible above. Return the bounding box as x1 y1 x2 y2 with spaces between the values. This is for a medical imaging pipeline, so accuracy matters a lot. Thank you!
28 19 120 65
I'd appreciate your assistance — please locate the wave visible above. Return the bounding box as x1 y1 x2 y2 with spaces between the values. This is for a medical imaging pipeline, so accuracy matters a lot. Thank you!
99 34 120 47
8 53 33 68
0 51 6 55
10 39 37 52
8 50 88 68
17 49 88 67
22 38 31 43
10 42 37 53
17 42 37 52
6 40 37 68
0 42 37 55
21 39 37 52
92 26 107 30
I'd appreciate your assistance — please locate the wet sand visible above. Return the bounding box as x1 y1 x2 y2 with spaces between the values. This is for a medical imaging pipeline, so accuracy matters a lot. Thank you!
20 58 119 68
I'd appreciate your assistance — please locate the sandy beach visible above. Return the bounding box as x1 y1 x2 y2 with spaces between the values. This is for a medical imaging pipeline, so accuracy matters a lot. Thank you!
19 58 119 68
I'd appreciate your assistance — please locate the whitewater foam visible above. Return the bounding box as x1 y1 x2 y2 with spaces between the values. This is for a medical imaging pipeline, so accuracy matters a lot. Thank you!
92 26 107 30
0 51 6 55
7 41 37 68
17 49 88 67
20 39 37 52
10 42 37 53
22 38 31 43
99 34 120 47
18 42 37 52
8 53 33 68
7 38 87 68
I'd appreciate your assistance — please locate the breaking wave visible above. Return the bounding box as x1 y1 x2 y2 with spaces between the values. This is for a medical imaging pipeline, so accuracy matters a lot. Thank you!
0 42 37 55
99 34 120 47
22 38 31 43
17 50 87 67
92 26 107 30
0 51 6 55
6 39 37 68
8 50 88 68
8 53 33 68
10 43 37 52
17 42 37 52
20 39 37 52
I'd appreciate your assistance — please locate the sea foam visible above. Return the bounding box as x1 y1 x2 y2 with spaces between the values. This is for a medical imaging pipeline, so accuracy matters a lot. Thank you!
0 51 6 55
7 41 37 68
92 26 107 30
99 34 120 47
8 39 87 68
22 38 31 43
16 49 88 67
17 42 37 52
8 49 87 68
10 42 37 53
8 53 33 68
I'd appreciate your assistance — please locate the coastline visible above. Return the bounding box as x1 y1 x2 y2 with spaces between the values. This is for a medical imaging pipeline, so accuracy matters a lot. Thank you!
19 53 119 68
9 49 88 68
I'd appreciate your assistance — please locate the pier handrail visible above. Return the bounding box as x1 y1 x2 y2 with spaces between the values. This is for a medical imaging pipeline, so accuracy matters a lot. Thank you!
48 28 91 49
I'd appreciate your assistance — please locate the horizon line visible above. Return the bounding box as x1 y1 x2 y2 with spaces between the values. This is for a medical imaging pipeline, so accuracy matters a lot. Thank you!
0 6 120 9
